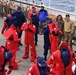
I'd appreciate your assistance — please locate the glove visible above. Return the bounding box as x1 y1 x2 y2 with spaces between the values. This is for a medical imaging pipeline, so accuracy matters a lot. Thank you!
7 69 12 74
52 31 55 35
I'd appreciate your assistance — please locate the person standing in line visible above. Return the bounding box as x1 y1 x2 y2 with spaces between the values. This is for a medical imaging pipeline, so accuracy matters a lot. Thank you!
31 10 39 46
21 18 36 62
56 15 64 45
28 4 38 18
64 14 75 48
38 5 48 35
42 20 52 60
12 6 26 46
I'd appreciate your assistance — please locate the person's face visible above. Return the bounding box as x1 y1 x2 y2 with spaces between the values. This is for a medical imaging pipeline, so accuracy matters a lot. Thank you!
3 17 7 21
41 7 44 9
66 17 70 21
32 7 36 10
58 16 62 21
27 19 31 25
17 10 21 12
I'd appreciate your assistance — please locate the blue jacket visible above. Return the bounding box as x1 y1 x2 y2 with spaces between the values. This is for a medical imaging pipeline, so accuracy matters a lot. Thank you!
31 14 39 28
39 9 48 22
38 66 47 75
31 14 39 34
12 11 26 27
6 16 17 27
43 21 52 56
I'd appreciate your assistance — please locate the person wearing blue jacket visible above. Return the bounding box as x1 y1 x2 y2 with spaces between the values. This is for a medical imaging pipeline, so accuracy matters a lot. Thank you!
31 10 39 46
43 20 52 60
12 6 26 46
39 5 48 35
6 16 17 27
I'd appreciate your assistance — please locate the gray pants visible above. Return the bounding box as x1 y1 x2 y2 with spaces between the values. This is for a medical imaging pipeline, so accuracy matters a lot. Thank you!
64 32 73 48
39 22 44 34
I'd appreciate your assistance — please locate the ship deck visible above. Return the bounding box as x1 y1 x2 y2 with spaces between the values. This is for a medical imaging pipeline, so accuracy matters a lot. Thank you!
0 17 76 75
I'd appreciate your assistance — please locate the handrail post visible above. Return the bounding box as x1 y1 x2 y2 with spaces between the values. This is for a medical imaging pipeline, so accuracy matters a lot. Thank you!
49 0 50 7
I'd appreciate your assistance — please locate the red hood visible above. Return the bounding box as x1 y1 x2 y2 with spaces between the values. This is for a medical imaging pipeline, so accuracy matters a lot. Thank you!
32 4 36 9
59 42 72 52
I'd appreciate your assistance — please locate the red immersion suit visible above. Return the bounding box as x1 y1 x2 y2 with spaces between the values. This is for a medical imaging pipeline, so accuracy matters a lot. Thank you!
0 46 13 75
3 24 20 70
21 18 36 62
48 21 63 54
47 42 76 75
26 64 52 75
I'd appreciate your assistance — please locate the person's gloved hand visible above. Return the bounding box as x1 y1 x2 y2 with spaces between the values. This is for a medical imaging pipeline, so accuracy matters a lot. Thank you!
52 31 55 35
7 69 12 74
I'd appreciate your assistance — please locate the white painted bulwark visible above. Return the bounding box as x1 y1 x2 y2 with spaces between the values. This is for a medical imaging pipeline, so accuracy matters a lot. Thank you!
1 0 76 21
12 0 76 21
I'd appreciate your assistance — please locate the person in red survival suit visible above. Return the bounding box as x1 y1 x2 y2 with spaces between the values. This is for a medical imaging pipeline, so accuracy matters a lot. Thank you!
26 57 54 75
0 46 13 75
3 21 20 70
47 42 76 75
21 18 36 62
48 21 63 54
28 4 38 18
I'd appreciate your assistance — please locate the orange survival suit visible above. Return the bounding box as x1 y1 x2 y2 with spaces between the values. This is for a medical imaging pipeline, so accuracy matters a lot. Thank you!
48 21 63 54
3 22 20 70
21 18 36 62
47 42 76 75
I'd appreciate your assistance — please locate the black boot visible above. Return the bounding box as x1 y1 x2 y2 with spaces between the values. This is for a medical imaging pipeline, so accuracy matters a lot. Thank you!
19 42 23 46
44 55 47 60
35 42 37 46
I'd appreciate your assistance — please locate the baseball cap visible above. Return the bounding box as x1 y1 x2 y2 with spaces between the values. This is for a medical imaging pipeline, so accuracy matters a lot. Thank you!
17 6 21 11
37 57 46 67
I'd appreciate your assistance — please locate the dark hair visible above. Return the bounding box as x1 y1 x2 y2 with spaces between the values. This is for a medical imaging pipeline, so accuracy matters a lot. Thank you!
56 15 63 22
66 14 70 17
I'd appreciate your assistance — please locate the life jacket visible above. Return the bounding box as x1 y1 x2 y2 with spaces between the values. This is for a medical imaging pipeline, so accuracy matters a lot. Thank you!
61 48 70 68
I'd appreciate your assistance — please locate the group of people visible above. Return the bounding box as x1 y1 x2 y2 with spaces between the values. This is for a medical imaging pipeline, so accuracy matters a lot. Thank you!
0 4 76 75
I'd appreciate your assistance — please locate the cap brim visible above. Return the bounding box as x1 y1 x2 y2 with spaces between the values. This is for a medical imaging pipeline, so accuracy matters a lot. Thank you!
40 62 47 67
